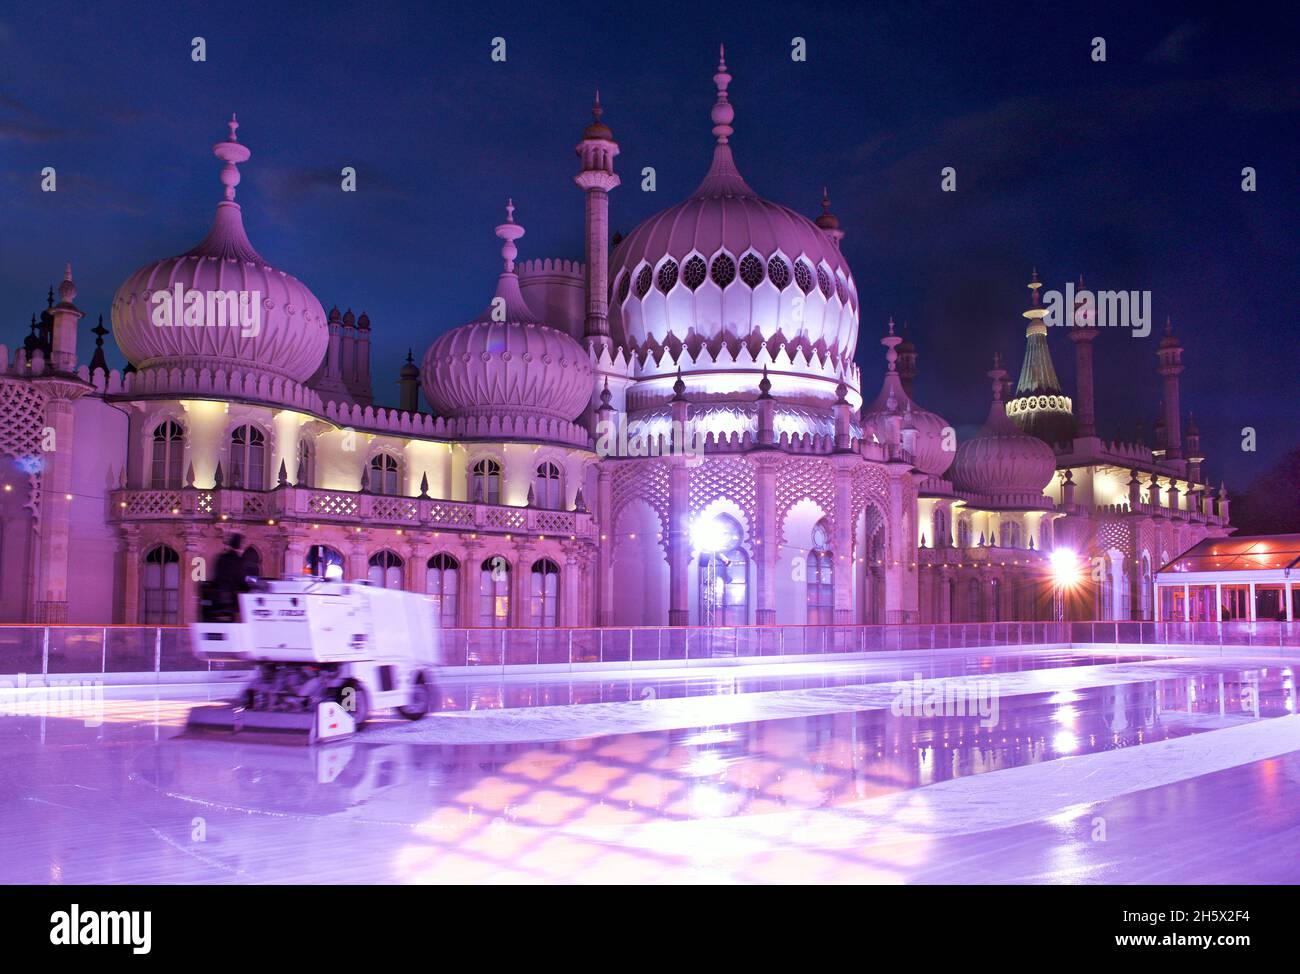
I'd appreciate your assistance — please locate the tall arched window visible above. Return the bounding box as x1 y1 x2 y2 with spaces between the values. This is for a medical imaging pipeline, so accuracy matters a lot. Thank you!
142 545 180 624
1140 554 1153 620
426 553 459 627
957 517 972 549
932 507 949 548
368 549 403 588
369 453 399 496
305 544 344 580
534 462 562 510
1000 521 1022 549
990 578 1002 622
229 425 266 490
472 458 501 505
696 514 748 626
295 439 313 488
479 556 510 627
530 558 561 627
967 578 981 622
806 519 834 624
150 421 185 489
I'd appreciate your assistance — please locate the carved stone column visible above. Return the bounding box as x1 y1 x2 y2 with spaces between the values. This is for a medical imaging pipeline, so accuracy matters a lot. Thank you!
753 453 779 625
832 455 856 624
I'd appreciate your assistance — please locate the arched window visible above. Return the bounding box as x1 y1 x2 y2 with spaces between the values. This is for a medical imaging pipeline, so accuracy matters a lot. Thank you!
472 458 501 505
243 546 262 581
479 556 510 627
806 519 834 624
150 421 185 489
530 558 561 627
534 461 562 510
369 453 399 496
967 578 981 622
932 508 949 548
697 514 748 626
295 439 312 488
305 544 344 580
1140 554 1153 620
426 553 459 627
990 579 1001 622
1000 521 1022 549
368 549 403 588
229 424 266 490
957 517 972 549
142 545 180 624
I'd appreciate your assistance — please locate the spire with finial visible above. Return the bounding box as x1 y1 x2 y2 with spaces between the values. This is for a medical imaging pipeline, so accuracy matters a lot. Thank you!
496 198 524 273
89 314 109 373
213 113 251 203
711 45 733 145
758 365 772 399
882 318 902 373
582 89 613 141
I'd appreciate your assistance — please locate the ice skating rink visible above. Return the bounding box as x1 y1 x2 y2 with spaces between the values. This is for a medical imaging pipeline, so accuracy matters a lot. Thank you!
4 647 1300 884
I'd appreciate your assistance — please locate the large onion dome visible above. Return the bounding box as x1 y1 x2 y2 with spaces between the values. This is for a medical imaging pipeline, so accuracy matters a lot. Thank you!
608 50 858 380
861 321 954 477
111 116 328 384
421 202 592 423
952 356 1057 496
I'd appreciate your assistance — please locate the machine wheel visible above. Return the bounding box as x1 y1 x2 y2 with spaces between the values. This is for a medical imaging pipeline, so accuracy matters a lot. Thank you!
398 671 434 720
337 680 369 726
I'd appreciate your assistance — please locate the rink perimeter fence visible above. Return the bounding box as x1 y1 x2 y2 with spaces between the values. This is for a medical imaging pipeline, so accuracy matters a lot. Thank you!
0 621 1299 679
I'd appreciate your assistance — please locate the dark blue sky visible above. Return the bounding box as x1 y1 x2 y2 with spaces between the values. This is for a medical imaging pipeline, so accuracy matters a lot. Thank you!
2 0 1296 489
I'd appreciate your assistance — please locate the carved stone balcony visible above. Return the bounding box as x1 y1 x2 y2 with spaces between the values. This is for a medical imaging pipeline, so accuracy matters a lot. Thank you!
108 486 597 539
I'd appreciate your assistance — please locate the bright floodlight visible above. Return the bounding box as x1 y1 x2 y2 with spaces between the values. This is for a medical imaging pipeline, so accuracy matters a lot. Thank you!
691 516 730 554
1050 547 1080 586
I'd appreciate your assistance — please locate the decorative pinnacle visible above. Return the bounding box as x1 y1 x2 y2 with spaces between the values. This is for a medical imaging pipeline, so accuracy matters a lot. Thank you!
882 318 902 371
495 198 525 272
213 113 251 202
711 45 734 144
988 353 1007 402
673 368 687 399
593 90 602 122
758 365 772 399
57 262 76 304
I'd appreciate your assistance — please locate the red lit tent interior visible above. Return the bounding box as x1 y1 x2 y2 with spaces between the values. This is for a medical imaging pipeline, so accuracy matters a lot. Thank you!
1156 534 1300 622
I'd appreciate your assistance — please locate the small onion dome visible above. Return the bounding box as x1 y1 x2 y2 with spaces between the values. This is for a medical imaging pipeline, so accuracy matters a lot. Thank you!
861 320 954 476
421 201 592 423
111 116 328 383
814 186 839 231
357 311 371 331
399 349 419 380
952 356 1057 496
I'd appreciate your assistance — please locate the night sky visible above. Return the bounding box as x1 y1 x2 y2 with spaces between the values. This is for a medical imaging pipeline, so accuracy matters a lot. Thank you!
2 1 1295 490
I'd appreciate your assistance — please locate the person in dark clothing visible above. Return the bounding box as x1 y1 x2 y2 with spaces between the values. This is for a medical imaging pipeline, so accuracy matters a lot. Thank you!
209 533 251 621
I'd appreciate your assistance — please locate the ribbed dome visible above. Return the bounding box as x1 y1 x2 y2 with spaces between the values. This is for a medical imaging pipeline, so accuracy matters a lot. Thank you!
952 362 1057 497
421 203 592 423
608 53 857 370
861 324 953 476
111 117 328 384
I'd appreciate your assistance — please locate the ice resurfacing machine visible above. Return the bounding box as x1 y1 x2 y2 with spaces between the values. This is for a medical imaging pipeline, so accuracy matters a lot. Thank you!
187 578 440 743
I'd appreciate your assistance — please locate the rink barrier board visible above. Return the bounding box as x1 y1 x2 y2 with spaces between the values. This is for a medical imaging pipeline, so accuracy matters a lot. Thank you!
0 621 1296 680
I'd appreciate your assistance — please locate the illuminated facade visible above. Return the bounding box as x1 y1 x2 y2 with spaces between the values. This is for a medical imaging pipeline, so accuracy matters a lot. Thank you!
0 53 1231 627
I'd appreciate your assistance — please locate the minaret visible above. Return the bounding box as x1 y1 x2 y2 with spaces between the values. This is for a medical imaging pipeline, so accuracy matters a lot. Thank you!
32 264 92 622
1185 412 1204 483
354 311 374 405
48 263 84 373
574 91 620 355
1156 317 1184 462
1007 269 1076 444
340 309 357 391
815 187 845 249
398 349 420 412
896 323 918 399
1067 273 1099 438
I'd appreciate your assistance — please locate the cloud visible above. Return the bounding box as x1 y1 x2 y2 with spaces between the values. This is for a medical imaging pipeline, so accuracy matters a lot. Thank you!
0 95 65 144
1145 21 1204 65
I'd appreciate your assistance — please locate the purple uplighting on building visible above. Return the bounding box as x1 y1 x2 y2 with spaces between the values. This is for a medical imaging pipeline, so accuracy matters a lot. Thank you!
0 0 1297 909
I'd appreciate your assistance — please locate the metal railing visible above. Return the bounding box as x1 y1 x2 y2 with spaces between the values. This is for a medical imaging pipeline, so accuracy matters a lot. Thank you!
1 620 1296 677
